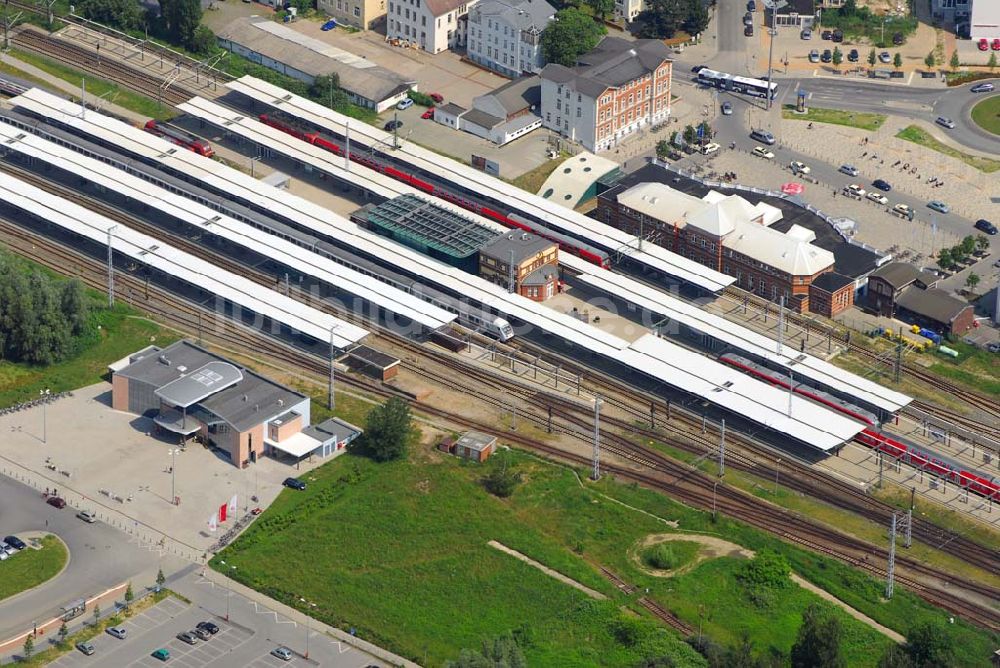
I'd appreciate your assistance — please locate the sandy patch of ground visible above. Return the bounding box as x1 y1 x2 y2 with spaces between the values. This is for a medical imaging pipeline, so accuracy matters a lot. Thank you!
628 532 755 578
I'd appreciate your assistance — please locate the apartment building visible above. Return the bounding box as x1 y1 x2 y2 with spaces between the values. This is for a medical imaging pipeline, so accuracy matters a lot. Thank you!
970 0 1000 39
539 37 672 153
614 0 644 22
467 0 555 77
317 0 387 30
386 0 476 53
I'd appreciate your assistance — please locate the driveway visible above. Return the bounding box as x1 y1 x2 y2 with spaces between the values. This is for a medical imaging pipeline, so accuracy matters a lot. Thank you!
0 475 167 654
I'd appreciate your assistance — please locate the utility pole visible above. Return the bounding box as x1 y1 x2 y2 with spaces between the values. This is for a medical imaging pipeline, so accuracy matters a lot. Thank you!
777 295 785 355
344 121 351 170
894 340 902 384
787 370 793 416
2 6 23 51
106 225 117 306
904 508 912 548
508 249 516 294
885 512 897 599
591 394 602 481
718 418 726 477
328 326 338 410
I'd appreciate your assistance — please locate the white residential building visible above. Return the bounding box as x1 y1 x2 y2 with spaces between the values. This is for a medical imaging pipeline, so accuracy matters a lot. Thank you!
540 37 672 153
386 0 476 53
614 0 644 22
970 0 1000 40
467 0 555 78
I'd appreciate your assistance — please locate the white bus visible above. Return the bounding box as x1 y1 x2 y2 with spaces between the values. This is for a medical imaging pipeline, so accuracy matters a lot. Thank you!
695 68 778 100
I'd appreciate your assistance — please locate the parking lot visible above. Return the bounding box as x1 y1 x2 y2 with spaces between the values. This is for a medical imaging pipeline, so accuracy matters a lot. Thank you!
48 596 317 668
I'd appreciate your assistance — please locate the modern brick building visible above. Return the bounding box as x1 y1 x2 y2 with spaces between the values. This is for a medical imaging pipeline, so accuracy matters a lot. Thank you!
540 38 672 153
110 340 361 467
808 271 855 318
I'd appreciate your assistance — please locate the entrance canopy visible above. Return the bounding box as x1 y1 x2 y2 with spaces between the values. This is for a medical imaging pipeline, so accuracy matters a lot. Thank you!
267 432 321 458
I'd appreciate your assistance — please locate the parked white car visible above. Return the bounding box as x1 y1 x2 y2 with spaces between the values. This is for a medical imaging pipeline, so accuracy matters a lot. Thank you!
866 191 888 205
700 142 721 155
752 146 775 159
789 160 810 174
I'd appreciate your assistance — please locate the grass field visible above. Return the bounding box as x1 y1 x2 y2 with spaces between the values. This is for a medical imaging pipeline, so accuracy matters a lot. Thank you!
896 125 1000 173
213 446 999 666
9 49 174 121
926 340 1000 397
970 95 1000 136
511 153 568 194
0 535 67 601
782 105 886 131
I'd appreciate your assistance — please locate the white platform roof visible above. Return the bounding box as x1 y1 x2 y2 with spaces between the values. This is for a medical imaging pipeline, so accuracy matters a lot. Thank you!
266 431 322 457
0 121 454 331
0 171 367 349
10 87 860 448
226 76 736 293
620 335 863 451
567 256 911 413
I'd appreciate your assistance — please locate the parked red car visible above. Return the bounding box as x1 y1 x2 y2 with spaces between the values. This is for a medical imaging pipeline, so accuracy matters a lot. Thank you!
979 38 989 51
429 93 444 103
46 496 66 509
993 38 1000 51
421 107 435 119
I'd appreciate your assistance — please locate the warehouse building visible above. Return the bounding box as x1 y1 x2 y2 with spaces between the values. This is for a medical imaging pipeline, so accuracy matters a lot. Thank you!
354 194 499 272
216 17 412 112
110 340 361 467
866 262 974 335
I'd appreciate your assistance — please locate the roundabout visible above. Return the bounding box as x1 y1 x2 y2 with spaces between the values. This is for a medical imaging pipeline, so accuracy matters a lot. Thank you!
970 94 1000 136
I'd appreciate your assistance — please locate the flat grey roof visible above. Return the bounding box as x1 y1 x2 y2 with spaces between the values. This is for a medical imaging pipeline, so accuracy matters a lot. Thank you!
896 287 970 325
117 340 306 432
455 430 496 451
155 361 244 408
303 417 363 444
481 231 557 265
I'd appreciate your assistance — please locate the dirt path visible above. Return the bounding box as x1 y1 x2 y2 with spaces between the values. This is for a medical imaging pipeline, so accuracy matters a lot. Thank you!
629 532 754 578
790 574 906 644
487 540 607 600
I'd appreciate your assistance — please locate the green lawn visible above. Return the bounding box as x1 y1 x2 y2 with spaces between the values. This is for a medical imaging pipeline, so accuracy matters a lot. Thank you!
782 105 886 131
9 49 175 121
970 95 1000 136
896 125 1000 173
511 153 568 194
213 448 998 666
0 535 67 601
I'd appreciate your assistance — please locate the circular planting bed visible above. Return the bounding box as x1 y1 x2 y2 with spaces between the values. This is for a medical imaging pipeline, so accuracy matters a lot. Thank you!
970 95 1000 136
629 533 754 578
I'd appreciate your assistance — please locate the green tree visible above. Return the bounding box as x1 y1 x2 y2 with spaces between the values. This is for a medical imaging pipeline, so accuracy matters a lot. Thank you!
790 604 846 668
682 0 709 36
682 123 698 145
966 273 981 291
355 397 412 462
77 0 145 30
637 0 686 39
737 549 790 590
310 73 349 109
483 458 522 498
656 139 670 158
950 243 968 263
936 248 954 271
949 49 960 70
585 0 614 22
975 234 990 252
924 51 935 69
445 632 526 668
868 48 877 67
838 0 857 16
93 603 101 626
156 568 166 588
893 52 903 69
960 234 976 256
23 634 33 660
877 643 913 668
832 46 843 68
190 25 216 55
125 581 134 610
990 52 998 71
540 9 605 67
57 622 69 648
697 120 713 141
903 621 955 668
159 0 202 48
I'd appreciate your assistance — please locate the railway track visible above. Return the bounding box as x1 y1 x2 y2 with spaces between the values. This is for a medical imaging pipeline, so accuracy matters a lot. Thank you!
11 27 196 107
3 213 999 634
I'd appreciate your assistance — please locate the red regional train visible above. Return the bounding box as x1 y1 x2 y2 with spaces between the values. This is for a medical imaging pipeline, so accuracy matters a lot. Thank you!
143 120 214 157
719 353 1000 501
258 112 612 269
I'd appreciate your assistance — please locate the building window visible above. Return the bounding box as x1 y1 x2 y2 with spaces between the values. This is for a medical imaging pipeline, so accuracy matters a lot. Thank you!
422 14 426 24
354 5 360 15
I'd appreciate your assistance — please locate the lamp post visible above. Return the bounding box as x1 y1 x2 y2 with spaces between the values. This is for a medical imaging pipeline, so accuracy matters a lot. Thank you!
40 389 50 444
328 325 339 411
168 448 177 505
774 458 782 495
712 480 719 521
219 561 237 621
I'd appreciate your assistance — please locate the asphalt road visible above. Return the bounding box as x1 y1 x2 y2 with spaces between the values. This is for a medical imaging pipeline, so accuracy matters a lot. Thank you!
0 475 162 648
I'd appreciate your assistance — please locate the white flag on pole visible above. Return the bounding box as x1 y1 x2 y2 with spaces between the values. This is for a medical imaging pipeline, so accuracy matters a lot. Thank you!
208 512 218 532
228 494 238 515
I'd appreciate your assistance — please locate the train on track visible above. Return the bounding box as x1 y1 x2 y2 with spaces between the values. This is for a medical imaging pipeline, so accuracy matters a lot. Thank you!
258 111 612 269
142 120 214 157
0 77 29 98
719 353 1000 501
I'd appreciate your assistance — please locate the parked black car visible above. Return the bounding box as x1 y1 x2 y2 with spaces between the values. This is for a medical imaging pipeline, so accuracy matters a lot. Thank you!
746 0 755 10
848 48 859 62
821 49 833 63
872 179 892 192
3 536 26 550
821 30 832 40
974 219 998 235
383 120 403 131
197 621 221 635
892 32 904 45
831 29 843 42
283 477 307 490
744 24 754 36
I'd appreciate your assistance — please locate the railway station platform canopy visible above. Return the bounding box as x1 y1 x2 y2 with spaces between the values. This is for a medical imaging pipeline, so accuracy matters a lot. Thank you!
0 120 455 332
563 254 912 414
7 88 861 449
0 171 367 350
224 76 737 293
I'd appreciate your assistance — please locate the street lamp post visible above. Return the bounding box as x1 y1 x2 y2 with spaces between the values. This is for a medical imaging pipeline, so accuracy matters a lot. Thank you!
168 448 177 505
40 389 50 444
712 480 719 521
774 458 782 495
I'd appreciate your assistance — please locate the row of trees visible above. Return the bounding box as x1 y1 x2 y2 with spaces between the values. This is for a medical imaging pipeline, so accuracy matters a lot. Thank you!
937 234 990 273
637 0 708 40
77 0 212 54
540 8 607 67
0 254 90 365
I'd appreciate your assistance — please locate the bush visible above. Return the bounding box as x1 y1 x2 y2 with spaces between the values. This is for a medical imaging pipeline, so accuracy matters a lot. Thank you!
483 460 522 498
407 90 435 107
737 550 790 590
646 544 679 570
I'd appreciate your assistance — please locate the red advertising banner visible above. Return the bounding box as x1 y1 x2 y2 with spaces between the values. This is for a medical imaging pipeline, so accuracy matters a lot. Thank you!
219 502 228 523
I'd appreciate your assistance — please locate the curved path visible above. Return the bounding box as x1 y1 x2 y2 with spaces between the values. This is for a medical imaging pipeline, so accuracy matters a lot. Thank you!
0 475 160 650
